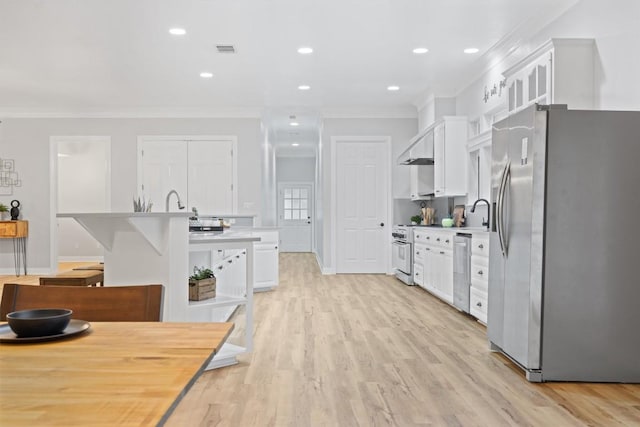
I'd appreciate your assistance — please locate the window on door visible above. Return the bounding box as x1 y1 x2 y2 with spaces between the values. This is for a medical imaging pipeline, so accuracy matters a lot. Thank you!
283 187 308 221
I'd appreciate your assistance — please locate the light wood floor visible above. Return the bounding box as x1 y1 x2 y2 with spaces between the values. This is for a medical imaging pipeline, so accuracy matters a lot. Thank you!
2 255 639 426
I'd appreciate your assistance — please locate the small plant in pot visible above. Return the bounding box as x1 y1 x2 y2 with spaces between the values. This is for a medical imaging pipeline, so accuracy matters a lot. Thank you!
410 215 422 225
189 266 216 301
0 203 8 220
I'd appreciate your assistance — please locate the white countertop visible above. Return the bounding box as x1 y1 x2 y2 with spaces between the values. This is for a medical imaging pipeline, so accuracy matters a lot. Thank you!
57 212 192 218
412 226 490 234
189 231 260 243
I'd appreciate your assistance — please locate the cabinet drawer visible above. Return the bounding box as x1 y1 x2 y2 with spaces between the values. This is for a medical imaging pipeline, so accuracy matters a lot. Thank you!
471 261 489 285
430 231 453 250
471 234 490 257
470 287 488 323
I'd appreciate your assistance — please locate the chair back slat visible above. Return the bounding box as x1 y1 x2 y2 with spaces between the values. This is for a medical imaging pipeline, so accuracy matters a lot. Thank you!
0 284 163 322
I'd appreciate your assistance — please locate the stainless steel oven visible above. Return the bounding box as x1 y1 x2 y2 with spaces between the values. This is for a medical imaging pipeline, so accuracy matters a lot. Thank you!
392 225 414 285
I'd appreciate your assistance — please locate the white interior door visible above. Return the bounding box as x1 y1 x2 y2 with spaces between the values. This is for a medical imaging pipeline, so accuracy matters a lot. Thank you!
55 136 111 262
335 139 389 273
277 182 313 252
139 140 187 212
188 140 234 214
138 137 235 214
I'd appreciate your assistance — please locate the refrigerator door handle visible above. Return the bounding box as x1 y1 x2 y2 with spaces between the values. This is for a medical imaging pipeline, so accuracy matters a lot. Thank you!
500 162 511 257
496 161 510 257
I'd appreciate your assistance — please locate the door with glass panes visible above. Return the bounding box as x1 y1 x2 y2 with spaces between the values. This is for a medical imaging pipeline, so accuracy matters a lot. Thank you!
277 182 313 252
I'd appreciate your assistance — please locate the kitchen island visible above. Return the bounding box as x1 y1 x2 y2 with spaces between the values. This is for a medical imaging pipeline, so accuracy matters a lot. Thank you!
58 212 259 369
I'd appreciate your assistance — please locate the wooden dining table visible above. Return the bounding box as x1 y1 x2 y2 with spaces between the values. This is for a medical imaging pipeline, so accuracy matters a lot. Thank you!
0 321 234 426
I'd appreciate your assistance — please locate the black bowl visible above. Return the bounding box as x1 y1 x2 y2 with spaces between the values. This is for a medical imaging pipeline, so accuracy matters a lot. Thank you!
6 308 73 337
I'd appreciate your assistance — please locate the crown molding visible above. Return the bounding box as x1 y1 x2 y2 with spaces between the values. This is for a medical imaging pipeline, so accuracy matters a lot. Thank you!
0 106 263 119
320 106 417 119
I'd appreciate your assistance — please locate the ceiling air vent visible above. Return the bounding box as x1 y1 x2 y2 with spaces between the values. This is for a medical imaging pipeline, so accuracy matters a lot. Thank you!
216 45 236 54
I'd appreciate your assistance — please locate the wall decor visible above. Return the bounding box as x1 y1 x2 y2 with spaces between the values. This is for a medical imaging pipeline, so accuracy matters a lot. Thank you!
483 78 507 103
0 158 22 195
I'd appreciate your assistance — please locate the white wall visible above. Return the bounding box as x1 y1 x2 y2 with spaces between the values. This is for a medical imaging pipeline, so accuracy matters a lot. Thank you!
319 117 417 272
0 117 261 273
276 157 316 182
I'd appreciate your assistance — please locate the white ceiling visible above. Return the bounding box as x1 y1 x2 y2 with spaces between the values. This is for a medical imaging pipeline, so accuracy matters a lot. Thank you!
0 0 578 152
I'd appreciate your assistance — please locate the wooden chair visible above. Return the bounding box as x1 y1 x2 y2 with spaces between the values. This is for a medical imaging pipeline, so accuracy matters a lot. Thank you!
0 284 164 322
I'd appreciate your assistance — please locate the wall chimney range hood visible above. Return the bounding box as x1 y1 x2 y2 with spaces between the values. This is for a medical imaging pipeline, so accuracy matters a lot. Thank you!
397 127 434 165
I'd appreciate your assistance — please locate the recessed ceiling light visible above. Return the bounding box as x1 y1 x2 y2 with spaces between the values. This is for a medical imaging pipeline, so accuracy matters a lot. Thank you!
169 28 186 36
200 72 214 78
464 47 479 54
290 122 300 127
413 47 429 54
387 85 400 91
298 85 311 90
297 47 313 54
292 143 300 147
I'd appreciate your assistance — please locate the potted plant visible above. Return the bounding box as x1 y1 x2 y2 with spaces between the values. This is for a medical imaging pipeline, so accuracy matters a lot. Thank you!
188 266 216 301
410 215 422 225
0 203 8 220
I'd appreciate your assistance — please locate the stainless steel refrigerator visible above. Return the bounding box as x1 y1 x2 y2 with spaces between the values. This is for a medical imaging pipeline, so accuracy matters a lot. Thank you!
488 104 640 383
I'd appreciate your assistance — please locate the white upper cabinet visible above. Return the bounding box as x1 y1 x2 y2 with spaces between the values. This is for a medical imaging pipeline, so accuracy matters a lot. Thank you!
467 131 492 205
433 116 468 197
503 38 595 114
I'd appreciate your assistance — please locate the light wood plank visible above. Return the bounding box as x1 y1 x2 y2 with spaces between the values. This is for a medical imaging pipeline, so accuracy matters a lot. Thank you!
3 254 639 426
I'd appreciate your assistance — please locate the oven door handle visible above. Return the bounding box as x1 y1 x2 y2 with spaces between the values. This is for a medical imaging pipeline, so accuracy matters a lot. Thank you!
392 241 408 246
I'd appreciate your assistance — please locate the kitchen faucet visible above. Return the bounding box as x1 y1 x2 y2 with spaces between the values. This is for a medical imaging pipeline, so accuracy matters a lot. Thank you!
470 198 490 230
165 189 185 212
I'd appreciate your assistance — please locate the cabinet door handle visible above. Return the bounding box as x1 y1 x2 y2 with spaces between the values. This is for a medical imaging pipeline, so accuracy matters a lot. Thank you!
275 246 278 250
416 251 420 256
236 255 240 259
380 222 385 227
218 266 223 270
439 251 445 254
478 244 484 249
477 301 482 307
478 270 483 275
416 234 420 239
445 239 449 243
228 259 233 264
425 248 430 251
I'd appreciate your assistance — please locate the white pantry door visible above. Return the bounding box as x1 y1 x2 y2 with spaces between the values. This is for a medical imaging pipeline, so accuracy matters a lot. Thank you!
188 140 234 214
277 182 313 252
336 140 389 273
139 140 187 212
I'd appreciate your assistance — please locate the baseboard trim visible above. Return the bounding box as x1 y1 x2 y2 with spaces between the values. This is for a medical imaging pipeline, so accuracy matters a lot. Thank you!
0 267 54 276
58 256 104 262
315 252 335 275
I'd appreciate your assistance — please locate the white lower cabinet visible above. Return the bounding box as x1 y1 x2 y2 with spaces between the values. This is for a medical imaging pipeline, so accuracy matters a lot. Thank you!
470 232 490 323
253 230 279 291
431 248 453 304
413 229 454 304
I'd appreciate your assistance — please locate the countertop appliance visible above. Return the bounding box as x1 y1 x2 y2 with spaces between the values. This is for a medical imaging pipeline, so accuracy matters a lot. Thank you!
392 225 414 285
452 234 471 313
488 104 640 383
189 217 223 233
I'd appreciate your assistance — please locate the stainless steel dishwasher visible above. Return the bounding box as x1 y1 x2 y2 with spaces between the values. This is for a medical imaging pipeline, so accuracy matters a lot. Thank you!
453 234 471 313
